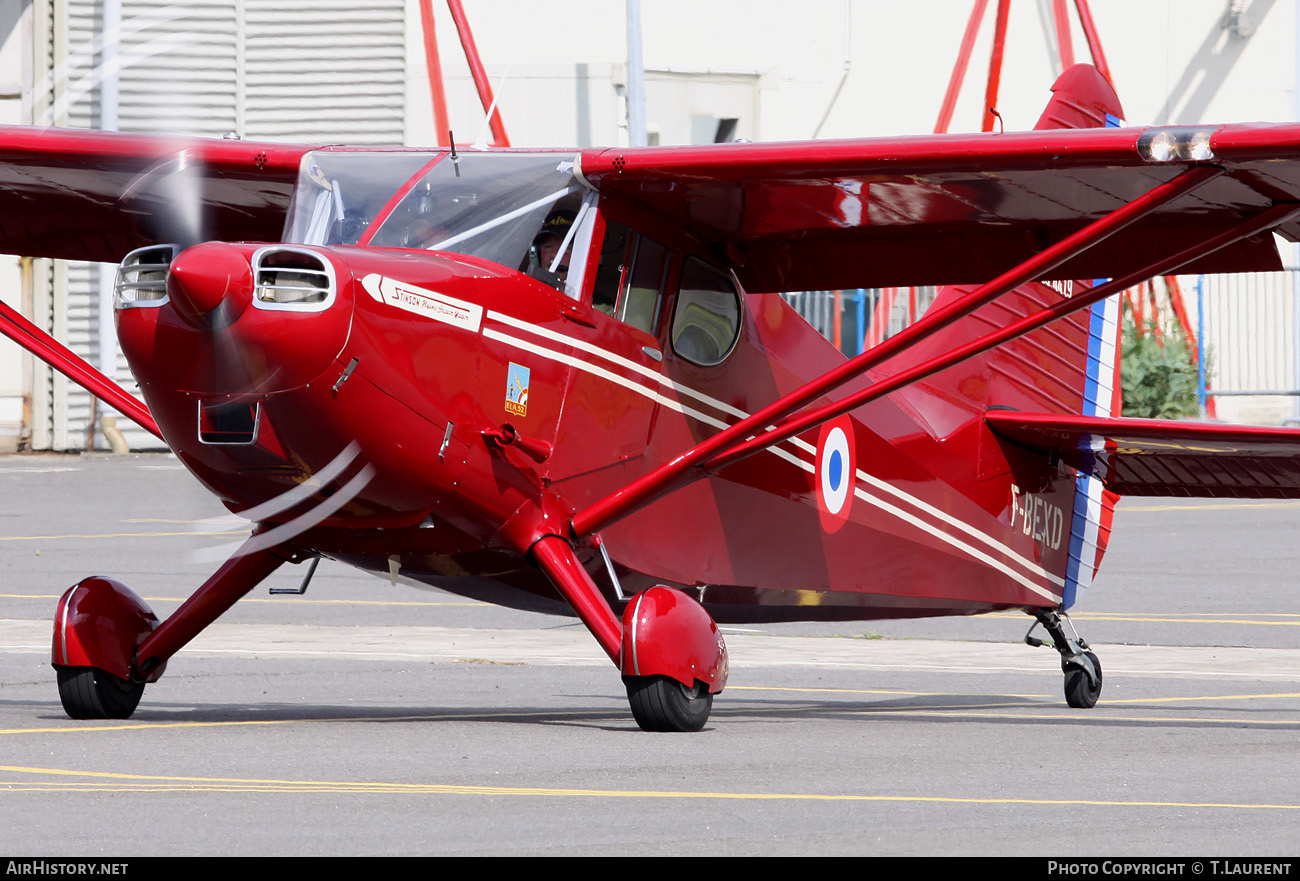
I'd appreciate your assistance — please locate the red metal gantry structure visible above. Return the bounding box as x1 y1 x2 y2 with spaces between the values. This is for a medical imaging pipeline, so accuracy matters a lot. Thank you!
837 0 1203 419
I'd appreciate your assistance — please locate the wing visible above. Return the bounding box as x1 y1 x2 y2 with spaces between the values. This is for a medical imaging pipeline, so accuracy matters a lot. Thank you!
986 411 1300 498
0 125 317 438
570 71 1300 534
578 122 1300 292
0 125 312 263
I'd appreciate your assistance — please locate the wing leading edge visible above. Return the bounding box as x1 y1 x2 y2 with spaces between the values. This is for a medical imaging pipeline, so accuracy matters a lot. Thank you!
986 410 1300 498
0 125 313 264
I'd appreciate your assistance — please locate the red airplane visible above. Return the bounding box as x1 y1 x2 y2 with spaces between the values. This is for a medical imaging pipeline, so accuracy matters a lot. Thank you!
6 63 1300 731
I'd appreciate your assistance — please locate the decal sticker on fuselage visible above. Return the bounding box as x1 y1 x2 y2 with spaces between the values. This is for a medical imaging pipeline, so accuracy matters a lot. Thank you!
1010 484 1065 551
361 273 483 332
505 362 530 416
815 416 855 533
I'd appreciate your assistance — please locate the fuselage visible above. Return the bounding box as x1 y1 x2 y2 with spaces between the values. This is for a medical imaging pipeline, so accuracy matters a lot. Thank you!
113 148 1093 623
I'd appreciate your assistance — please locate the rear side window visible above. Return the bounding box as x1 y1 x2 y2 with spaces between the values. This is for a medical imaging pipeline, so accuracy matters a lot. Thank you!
671 257 741 366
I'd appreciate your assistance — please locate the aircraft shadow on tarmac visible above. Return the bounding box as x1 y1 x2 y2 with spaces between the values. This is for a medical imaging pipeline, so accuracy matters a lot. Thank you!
13 689 1298 732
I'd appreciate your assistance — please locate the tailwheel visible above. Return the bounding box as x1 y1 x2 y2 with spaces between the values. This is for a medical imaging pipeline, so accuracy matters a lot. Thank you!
56 667 145 720
1028 608 1103 710
1063 651 1103 709
625 675 713 732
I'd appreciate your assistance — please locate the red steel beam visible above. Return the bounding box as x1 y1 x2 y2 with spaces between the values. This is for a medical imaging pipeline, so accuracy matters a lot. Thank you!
832 289 843 351
570 165 1224 538
707 202 1300 471
419 0 452 147
1052 0 1075 68
934 0 989 134
865 287 898 349
0 299 161 439
1147 280 1163 343
1073 0 1113 87
445 0 509 147
981 0 1011 132
1164 274 1198 352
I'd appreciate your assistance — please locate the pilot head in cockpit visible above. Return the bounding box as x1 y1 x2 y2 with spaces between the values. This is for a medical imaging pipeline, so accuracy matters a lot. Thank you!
528 210 575 291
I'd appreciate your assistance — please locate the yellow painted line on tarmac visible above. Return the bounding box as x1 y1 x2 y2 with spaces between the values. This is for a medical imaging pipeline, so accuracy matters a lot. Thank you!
1122 501 1300 512
1 763 1299 808
727 701 1300 721
1076 614 1300 626
231 597 485 607
736 685 1300 702
122 518 219 524
0 530 247 541
0 710 606 736
1077 611 1300 619
729 685 1048 699
1099 692 1300 704
851 708 1300 726
983 610 1300 624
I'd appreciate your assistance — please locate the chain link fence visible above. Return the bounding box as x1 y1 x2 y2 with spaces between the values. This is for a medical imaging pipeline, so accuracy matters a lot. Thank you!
783 273 1300 427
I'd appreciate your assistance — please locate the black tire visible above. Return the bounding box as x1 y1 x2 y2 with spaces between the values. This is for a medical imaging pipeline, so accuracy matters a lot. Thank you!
56 667 145 720
625 675 713 732
1063 651 1103 709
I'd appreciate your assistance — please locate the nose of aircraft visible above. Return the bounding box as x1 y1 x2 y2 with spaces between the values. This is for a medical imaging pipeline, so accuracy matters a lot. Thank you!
166 242 254 328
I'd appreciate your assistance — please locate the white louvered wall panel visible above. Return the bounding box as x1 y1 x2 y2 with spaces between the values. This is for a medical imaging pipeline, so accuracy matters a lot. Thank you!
59 2 110 449
243 1 405 143
113 0 240 138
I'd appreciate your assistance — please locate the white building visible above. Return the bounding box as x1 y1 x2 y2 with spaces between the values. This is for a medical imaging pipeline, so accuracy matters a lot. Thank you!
1 0 1296 449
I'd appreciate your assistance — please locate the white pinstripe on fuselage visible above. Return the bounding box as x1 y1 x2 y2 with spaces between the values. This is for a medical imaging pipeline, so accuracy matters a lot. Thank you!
483 309 1063 604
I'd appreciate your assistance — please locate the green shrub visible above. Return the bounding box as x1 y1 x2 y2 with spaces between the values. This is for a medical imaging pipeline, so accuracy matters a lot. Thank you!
1120 310 1199 419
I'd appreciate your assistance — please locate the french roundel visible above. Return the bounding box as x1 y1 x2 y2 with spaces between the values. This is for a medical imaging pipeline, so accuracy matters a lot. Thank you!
815 416 856 533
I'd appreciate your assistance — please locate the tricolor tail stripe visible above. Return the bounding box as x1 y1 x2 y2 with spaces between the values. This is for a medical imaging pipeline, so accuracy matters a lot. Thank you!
1064 286 1120 608
1062 109 1125 610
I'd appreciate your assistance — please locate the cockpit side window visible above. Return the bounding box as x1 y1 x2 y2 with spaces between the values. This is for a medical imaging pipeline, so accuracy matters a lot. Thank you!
589 219 628 316
671 257 742 366
615 232 669 335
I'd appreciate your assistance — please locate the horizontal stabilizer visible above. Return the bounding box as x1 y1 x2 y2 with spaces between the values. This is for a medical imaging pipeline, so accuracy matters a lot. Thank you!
986 410 1300 498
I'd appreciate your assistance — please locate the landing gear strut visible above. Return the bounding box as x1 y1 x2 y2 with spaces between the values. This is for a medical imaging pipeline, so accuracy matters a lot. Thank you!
1027 609 1102 709
525 519 727 732
52 538 288 720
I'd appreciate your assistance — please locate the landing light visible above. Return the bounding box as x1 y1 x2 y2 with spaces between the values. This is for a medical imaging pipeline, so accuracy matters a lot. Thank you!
1137 126 1218 163
1187 130 1214 161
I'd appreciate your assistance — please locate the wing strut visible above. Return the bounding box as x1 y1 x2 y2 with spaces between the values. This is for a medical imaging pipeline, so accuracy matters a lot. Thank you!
0 298 161 440
570 164 1222 538
706 201 1300 470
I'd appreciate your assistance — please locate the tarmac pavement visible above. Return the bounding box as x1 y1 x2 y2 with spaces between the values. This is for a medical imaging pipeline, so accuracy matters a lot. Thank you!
2 453 1299 856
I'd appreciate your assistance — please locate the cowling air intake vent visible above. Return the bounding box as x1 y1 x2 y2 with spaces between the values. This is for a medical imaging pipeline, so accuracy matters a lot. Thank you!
251 246 336 312
114 245 178 308
198 399 260 445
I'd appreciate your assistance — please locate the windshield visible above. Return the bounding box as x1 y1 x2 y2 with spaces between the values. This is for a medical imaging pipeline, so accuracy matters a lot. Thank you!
284 151 584 277
283 152 434 247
